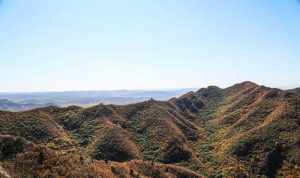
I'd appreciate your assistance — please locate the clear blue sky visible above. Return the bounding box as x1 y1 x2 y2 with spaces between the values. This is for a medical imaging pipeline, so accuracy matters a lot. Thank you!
0 0 299 92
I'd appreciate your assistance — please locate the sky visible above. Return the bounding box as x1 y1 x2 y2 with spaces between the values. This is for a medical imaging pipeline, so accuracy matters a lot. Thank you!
0 0 300 92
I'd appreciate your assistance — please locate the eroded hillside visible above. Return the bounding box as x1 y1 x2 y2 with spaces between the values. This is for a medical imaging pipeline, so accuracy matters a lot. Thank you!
0 82 299 178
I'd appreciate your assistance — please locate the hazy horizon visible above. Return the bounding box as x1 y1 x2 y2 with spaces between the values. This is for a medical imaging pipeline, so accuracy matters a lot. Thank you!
0 88 195 94
1 0 300 92
0 83 298 93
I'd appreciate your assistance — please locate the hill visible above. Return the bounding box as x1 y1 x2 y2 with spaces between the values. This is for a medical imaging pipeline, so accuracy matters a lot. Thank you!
0 82 299 178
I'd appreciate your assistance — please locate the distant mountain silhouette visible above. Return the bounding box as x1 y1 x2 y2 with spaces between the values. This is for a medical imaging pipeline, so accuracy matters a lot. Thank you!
0 89 193 111
0 82 299 178
0 99 54 111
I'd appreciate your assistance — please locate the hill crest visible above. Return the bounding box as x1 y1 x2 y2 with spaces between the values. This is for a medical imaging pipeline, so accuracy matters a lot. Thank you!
0 81 299 178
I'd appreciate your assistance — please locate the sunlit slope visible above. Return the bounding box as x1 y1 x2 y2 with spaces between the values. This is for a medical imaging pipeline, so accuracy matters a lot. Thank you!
0 82 299 178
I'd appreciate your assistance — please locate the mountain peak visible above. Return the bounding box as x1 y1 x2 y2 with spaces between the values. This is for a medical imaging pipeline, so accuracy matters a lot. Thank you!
0 82 299 177
235 81 258 88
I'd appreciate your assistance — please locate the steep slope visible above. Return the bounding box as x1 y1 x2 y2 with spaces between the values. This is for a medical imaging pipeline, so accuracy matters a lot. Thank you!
0 81 299 178
170 81 300 177
0 135 203 178
43 101 200 164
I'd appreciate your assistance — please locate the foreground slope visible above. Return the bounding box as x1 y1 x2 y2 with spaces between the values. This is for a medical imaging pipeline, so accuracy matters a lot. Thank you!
170 81 300 177
0 82 299 178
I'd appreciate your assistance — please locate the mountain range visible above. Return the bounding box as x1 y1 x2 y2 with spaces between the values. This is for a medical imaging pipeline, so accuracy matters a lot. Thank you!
0 82 299 178
0 89 193 111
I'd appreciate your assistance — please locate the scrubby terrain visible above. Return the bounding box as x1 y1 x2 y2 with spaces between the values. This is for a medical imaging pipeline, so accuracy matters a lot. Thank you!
0 82 299 178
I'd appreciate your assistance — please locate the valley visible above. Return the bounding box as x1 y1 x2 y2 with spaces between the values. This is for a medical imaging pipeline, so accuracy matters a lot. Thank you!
0 82 299 178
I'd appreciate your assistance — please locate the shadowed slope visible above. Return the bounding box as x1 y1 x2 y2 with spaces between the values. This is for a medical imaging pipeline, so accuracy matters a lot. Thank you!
0 81 299 177
169 82 299 177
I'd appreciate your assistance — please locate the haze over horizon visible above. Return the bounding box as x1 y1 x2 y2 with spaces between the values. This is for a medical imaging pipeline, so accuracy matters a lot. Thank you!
1 0 300 92
0 2 300 177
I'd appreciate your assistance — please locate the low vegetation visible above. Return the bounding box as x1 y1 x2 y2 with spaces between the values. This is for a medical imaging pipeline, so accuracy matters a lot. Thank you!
0 81 299 177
